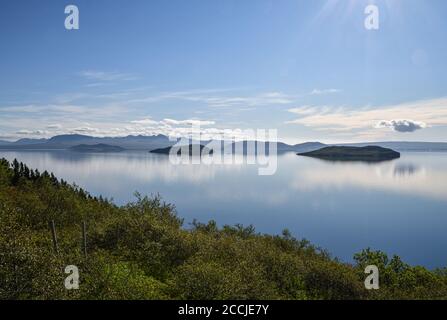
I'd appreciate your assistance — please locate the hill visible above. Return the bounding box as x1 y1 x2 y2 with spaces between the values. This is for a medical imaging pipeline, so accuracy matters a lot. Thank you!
298 146 401 162
0 134 175 151
0 140 11 146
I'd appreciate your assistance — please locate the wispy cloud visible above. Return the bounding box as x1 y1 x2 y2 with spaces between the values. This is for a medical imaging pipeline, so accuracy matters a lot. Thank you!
127 90 297 108
286 98 447 138
46 124 62 130
71 127 100 134
161 119 216 126
0 104 87 114
15 129 49 136
0 104 128 118
78 70 137 82
121 117 275 141
309 88 341 95
130 118 158 126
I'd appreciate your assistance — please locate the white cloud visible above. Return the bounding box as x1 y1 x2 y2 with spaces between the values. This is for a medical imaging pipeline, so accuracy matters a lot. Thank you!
46 124 62 130
124 118 259 141
161 119 216 126
1 104 87 114
130 118 158 126
310 88 341 95
376 119 427 133
286 98 447 137
16 129 49 136
0 104 129 120
127 90 296 108
71 127 99 134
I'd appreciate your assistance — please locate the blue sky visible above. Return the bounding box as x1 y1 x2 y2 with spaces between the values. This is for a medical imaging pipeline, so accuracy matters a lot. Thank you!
1 0 447 143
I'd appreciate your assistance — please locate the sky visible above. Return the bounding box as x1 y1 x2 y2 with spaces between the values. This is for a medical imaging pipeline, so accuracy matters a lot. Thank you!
0 0 447 144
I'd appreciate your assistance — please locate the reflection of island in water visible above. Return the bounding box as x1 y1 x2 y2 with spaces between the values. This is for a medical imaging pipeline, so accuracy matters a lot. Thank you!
393 163 421 177
291 154 445 200
297 146 401 163
0 149 445 202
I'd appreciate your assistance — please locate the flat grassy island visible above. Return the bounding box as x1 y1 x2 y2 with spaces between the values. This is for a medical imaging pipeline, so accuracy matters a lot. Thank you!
298 146 401 162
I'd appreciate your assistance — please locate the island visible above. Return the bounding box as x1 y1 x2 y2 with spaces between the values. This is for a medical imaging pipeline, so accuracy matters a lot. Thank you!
69 143 125 153
297 146 401 162
150 144 213 156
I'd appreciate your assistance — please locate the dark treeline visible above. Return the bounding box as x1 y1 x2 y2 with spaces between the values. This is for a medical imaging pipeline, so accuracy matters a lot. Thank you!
1 158 446 300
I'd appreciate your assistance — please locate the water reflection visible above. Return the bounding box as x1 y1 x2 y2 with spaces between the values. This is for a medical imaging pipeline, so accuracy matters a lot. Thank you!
290 154 447 200
1 150 446 201
1 150 446 268
1 150 446 200
393 163 421 177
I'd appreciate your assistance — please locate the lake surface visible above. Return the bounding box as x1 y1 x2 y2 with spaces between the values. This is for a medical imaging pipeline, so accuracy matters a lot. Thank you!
1 150 447 269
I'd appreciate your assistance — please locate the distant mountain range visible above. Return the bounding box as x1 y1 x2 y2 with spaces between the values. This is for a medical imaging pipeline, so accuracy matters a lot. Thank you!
0 134 175 151
0 134 446 153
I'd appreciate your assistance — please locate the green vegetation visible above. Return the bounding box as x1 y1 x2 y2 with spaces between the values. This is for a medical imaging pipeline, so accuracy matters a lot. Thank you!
298 146 401 162
0 158 446 300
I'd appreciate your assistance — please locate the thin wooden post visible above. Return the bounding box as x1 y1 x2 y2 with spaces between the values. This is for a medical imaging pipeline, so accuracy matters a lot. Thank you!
14 265 18 288
50 220 59 254
82 221 87 257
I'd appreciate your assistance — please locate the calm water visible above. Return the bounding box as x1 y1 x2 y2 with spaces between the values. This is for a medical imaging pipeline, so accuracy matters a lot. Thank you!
1 150 447 269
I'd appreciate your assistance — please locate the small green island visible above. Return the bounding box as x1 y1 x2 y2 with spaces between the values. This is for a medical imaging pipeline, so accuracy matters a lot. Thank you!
298 146 401 162
150 144 213 156
69 144 125 153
